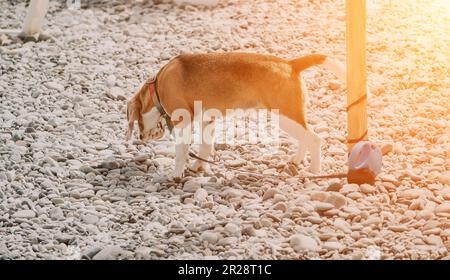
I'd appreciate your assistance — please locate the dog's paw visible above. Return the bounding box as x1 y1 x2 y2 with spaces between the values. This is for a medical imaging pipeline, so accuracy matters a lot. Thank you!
170 169 185 180
289 154 304 165
308 164 321 174
190 160 212 173
190 160 204 172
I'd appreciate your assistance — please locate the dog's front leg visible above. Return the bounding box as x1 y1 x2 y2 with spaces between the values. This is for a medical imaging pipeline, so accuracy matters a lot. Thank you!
191 142 214 173
172 143 190 178
191 120 215 173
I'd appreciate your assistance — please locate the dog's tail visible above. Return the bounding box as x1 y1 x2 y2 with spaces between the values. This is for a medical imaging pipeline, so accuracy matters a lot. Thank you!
290 54 346 82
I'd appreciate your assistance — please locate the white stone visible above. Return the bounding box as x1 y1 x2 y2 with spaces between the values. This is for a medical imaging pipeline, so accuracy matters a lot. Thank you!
183 180 201 193
194 188 208 202
322 241 343 251
105 75 116 87
340 184 360 194
45 82 64 92
201 231 219 244
435 203 450 215
314 201 335 211
290 234 318 252
224 223 240 236
12 210 36 219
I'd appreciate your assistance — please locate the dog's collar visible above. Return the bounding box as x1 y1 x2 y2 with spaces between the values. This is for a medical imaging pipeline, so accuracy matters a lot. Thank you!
147 77 173 133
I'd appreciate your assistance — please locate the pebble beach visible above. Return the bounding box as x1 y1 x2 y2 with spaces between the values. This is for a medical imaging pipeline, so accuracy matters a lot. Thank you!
0 0 449 259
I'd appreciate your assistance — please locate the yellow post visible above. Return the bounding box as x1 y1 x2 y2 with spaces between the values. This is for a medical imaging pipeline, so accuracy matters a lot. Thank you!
346 0 368 151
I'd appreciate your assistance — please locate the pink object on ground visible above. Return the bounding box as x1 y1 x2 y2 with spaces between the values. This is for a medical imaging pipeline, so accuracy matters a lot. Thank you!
347 141 383 185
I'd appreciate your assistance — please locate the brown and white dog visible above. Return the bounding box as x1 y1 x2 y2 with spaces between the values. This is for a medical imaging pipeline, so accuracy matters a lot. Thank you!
126 53 345 178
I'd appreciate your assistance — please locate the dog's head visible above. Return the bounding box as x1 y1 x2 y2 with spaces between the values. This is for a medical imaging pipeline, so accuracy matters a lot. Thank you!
126 81 165 142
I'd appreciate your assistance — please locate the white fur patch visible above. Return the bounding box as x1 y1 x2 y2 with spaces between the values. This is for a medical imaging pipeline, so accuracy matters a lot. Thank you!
142 107 161 132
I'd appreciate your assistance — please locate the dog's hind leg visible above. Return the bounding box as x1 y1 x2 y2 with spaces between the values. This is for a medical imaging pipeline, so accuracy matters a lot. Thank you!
279 115 322 173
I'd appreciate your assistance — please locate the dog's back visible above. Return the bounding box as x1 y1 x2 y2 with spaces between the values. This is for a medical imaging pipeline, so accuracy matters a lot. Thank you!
158 53 314 113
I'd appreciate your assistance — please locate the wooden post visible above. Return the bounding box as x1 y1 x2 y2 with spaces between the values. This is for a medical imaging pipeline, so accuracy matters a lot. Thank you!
20 0 49 40
346 0 368 151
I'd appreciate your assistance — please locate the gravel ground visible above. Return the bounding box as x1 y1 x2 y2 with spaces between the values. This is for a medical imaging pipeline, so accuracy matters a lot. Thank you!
0 0 449 260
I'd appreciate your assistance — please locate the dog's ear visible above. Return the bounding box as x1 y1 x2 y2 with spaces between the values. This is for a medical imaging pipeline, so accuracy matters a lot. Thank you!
126 100 137 140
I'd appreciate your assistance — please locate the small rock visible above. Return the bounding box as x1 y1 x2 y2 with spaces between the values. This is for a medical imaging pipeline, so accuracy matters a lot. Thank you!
168 222 185 234
55 234 75 245
80 190 95 199
273 194 287 203
362 216 381 226
201 231 219 244
272 202 288 212
133 154 149 162
224 223 240 236
381 143 393 155
340 184 360 194
79 165 96 174
106 87 127 101
329 147 346 156
424 235 443 247
263 188 277 201
409 199 425 210
333 219 351 234
101 160 121 170
359 184 377 194
285 163 298 176
12 210 36 219
347 192 364 200
94 143 109 150
307 216 322 224
145 184 158 193
242 226 256 236
380 174 397 183
81 247 102 259
290 234 318 252
45 81 64 92
25 127 35 133
314 202 335 211
328 80 341 90
202 201 214 209
92 246 128 260
183 180 201 193
388 225 409 232
140 231 153 242
51 197 64 205
194 188 208 202
435 203 450 215
82 214 99 225
322 241 343 251
310 191 329 202
325 192 347 209
105 75 116 87
326 182 342 192
135 247 151 259
49 207 64 220
416 209 434 220
399 189 427 199
217 237 238 247
438 173 450 185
